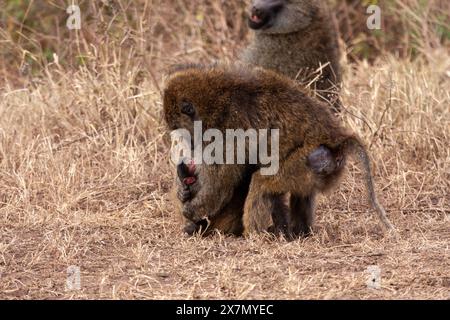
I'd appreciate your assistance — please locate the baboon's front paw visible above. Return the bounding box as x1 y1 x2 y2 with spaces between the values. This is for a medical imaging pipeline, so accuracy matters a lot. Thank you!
176 160 198 202
177 187 192 203
183 221 198 236
183 219 210 237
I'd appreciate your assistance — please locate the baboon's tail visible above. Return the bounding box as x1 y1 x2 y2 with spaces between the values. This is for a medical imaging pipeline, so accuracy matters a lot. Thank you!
342 137 394 230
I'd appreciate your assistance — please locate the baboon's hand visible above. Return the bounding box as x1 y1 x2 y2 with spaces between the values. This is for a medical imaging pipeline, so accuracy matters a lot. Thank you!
176 160 204 222
183 220 198 235
177 186 192 203
176 160 199 203
183 219 209 236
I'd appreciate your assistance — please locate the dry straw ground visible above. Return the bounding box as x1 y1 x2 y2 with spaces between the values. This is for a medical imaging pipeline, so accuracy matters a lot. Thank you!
0 0 449 299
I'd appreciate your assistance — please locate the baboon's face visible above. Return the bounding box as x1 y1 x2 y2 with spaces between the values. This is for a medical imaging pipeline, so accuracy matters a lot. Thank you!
163 68 231 135
247 0 318 34
163 65 263 136
163 72 200 135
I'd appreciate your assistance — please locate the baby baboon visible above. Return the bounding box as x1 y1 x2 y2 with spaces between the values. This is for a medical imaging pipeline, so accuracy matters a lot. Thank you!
176 158 289 236
242 0 342 111
164 64 394 235
175 159 249 236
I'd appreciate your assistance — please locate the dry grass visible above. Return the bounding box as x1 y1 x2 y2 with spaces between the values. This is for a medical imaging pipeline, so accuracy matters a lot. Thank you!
0 1 449 299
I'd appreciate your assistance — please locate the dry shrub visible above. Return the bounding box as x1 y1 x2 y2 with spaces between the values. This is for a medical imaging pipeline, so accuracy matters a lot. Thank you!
334 0 449 60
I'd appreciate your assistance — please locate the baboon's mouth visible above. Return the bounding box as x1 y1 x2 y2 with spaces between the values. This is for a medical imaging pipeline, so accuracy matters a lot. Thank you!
248 13 272 30
248 3 283 30
250 14 263 24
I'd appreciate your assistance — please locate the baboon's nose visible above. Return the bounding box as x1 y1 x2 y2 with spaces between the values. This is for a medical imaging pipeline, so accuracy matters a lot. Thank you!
249 1 284 29
252 1 284 17
250 7 265 23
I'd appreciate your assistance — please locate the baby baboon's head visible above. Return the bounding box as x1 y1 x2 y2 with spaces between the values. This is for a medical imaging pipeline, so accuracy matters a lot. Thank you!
247 0 319 34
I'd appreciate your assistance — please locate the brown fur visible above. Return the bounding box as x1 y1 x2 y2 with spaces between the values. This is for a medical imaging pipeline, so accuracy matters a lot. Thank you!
163 64 393 236
173 170 249 237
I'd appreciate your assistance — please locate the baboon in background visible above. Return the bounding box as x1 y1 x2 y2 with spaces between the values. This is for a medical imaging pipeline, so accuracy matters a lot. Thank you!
242 0 342 112
164 64 394 236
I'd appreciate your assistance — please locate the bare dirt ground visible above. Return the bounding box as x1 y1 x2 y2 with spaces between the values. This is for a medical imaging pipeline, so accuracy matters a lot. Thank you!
0 1 449 299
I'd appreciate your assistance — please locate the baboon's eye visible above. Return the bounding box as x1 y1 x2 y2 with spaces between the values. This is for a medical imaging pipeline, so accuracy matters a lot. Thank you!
181 101 195 117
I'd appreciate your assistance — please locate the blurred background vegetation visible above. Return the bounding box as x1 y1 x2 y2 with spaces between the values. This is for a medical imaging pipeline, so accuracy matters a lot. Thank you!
0 0 448 85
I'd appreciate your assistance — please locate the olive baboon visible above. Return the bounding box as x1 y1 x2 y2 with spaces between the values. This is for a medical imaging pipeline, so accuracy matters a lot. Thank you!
242 0 342 111
164 64 394 235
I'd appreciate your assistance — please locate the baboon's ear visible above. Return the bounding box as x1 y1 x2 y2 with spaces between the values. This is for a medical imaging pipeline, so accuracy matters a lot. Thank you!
167 63 204 77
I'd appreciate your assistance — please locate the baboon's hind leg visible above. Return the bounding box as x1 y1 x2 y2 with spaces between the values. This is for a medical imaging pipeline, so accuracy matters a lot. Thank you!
267 194 289 235
289 193 316 237
243 175 289 236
